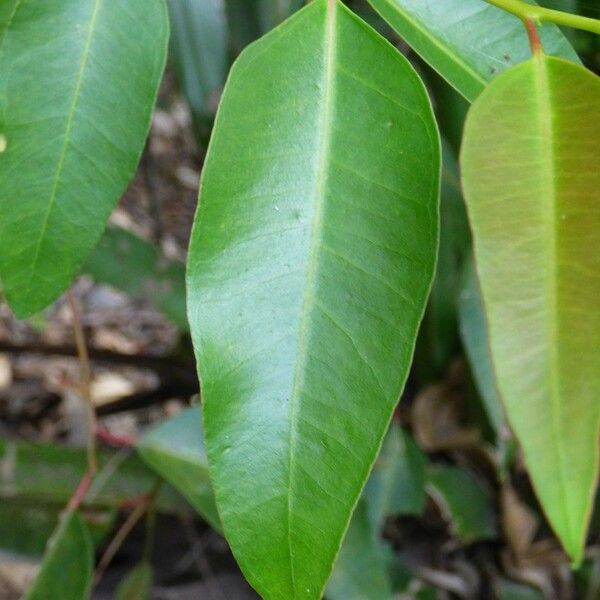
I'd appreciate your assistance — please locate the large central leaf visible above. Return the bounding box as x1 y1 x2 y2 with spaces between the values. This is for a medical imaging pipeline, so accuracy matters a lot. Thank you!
461 54 600 563
186 0 440 597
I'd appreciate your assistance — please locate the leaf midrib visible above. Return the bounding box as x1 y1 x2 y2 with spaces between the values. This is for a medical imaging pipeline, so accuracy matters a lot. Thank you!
534 55 573 544
23 0 102 299
285 0 337 594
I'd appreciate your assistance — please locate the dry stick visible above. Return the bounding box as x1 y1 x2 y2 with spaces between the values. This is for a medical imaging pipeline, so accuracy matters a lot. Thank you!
67 290 98 475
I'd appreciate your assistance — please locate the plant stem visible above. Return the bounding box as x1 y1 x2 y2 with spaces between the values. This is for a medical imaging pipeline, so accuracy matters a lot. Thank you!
485 0 600 35
67 290 97 475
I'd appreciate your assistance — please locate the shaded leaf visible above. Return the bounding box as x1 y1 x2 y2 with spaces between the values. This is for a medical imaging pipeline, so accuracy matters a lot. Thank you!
428 465 495 543
116 562 153 600
461 55 600 562
84 226 187 330
366 0 579 101
326 500 393 600
168 0 228 141
364 424 427 530
497 579 545 600
0 0 169 317
137 406 221 531
458 255 504 434
0 438 186 513
0 499 114 558
415 141 470 382
187 0 440 596
24 509 93 600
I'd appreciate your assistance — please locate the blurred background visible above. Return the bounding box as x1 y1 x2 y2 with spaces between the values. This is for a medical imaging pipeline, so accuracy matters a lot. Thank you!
0 1 599 598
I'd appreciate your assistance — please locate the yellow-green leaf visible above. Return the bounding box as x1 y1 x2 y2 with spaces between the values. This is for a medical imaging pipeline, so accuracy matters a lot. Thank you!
461 54 600 563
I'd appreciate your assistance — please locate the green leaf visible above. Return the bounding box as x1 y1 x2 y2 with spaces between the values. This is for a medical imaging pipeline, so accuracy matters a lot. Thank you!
84 226 188 330
428 465 495 543
364 424 427 530
225 0 304 54
460 55 600 562
497 579 545 600
25 509 94 600
365 0 579 101
0 499 115 558
137 406 221 531
458 255 504 434
168 0 228 141
186 0 440 597
415 142 470 382
0 0 169 317
116 562 153 600
0 438 186 513
326 500 393 600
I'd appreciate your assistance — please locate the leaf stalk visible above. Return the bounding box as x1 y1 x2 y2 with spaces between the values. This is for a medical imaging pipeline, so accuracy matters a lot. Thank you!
485 0 600 35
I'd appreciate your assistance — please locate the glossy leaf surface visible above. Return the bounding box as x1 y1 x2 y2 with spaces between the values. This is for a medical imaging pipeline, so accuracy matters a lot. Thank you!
25 510 93 600
365 0 579 101
187 0 440 597
461 55 600 562
0 0 169 317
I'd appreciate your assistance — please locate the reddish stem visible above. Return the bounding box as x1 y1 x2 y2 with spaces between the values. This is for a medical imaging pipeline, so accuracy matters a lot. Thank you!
67 471 93 511
95 425 137 447
524 18 542 55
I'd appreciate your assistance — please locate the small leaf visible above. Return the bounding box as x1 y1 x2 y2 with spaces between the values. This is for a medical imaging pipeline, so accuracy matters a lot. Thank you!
428 465 495 543
187 0 440 597
326 500 393 600
84 226 187 330
0 0 169 317
365 0 579 101
137 406 221 531
458 255 504 434
364 424 428 530
461 55 600 562
24 509 93 600
116 562 153 600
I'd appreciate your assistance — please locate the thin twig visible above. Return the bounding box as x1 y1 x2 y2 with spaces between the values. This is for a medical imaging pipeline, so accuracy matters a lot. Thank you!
93 480 162 586
67 290 97 475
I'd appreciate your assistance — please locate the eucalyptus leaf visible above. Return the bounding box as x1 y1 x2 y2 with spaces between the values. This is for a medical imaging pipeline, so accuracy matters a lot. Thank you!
187 0 440 597
0 0 169 317
366 0 579 101
461 55 600 562
24 510 93 600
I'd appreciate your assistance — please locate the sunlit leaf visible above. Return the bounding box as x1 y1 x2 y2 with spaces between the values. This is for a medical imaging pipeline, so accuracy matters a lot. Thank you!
0 0 169 317
187 0 440 596
461 54 600 562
